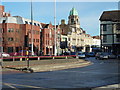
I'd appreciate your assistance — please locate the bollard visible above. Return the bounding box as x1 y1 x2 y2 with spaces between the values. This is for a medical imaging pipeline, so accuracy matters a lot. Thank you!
38 57 40 60
66 56 67 59
20 58 22 61
13 57 15 62
53 57 55 59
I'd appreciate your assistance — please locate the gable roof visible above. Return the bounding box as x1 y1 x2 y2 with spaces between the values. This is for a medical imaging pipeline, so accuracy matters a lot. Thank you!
99 10 120 21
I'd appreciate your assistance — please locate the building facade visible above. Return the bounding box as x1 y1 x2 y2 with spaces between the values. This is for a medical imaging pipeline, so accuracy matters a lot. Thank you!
41 23 61 55
60 7 93 53
0 5 42 54
100 10 120 55
0 16 41 54
0 24 2 53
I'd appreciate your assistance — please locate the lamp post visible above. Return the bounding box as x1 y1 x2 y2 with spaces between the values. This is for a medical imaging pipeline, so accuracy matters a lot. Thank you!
31 0 34 56
54 0 57 56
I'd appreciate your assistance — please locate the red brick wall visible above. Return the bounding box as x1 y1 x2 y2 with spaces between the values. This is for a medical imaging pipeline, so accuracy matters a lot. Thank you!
42 24 58 55
1 23 40 54
0 24 2 51
0 5 4 17
1 23 24 53
22 24 40 53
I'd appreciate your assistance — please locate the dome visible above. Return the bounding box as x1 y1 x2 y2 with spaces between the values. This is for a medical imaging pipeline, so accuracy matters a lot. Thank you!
69 7 78 16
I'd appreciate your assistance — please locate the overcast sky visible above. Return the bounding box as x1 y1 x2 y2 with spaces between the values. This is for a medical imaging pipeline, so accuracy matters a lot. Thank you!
2 2 118 36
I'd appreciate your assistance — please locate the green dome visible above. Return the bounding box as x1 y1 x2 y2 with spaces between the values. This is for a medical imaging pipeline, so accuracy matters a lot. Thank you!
69 8 78 16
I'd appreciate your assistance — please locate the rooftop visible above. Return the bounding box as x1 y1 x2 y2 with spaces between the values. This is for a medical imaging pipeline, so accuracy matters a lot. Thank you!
99 10 120 21
69 7 78 16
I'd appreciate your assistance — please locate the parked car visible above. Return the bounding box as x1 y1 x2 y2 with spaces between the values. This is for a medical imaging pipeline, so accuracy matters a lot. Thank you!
86 52 95 57
95 52 102 59
77 52 86 59
0 52 10 57
117 54 120 59
107 53 117 59
96 52 109 60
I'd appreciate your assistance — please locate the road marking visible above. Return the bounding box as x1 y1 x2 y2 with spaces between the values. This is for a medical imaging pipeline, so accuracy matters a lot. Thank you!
3 83 19 90
3 82 45 88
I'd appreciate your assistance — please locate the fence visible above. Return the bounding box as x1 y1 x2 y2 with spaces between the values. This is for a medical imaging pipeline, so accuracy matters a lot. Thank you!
0 55 77 62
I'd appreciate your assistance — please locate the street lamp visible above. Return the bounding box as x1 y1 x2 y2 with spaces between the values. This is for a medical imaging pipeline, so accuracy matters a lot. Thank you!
54 0 57 56
31 0 34 56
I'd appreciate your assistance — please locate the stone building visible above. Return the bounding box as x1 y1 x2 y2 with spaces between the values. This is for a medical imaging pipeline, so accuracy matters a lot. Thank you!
99 10 120 55
60 7 93 53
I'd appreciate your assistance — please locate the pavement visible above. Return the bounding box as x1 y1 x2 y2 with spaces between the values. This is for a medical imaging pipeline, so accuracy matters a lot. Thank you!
92 84 120 90
2 58 92 72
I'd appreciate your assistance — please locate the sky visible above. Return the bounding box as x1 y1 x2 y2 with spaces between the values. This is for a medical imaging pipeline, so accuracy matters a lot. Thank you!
2 2 118 36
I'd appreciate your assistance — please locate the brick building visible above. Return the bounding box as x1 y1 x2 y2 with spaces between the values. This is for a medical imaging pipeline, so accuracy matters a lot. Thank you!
0 5 41 55
0 24 2 53
0 5 10 54
40 23 61 55
41 23 55 55
0 5 10 17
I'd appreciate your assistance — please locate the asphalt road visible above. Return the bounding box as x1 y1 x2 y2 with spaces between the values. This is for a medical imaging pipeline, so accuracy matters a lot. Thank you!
2 57 120 89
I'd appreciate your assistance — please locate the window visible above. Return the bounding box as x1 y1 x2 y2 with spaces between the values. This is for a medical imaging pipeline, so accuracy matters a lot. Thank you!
38 24 40 26
116 34 120 42
0 47 2 52
34 23 36 26
0 37 2 42
103 35 107 43
8 37 14 41
30 22 32 25
16 29 19 33
0 28 2 33
25 21 28 24
71 19 74 24
68 38 70 41
33 39 35 42
116 23 120 30
2 20 6 23
103 24 107 31
8 47 13 53
36 39 39 43
8 28 14 32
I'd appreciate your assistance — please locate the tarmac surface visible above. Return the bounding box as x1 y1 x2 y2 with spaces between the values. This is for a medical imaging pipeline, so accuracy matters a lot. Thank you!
2 57 120 89
2 58 91 72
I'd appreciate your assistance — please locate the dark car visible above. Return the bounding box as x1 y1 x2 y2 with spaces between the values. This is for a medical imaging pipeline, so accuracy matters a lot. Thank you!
117 54 120 59
87 52 95 57
107 53 117 59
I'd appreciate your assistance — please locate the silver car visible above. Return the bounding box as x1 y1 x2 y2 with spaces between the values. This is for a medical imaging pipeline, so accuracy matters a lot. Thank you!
77 52 86 59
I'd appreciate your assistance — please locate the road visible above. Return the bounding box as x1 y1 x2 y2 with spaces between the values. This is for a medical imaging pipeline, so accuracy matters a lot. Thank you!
2 57 120 89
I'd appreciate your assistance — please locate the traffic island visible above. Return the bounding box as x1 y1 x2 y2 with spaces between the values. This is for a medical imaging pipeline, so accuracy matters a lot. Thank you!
2 59 92 73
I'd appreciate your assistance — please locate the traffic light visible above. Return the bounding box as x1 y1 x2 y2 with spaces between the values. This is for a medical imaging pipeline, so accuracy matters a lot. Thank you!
24 35 29 47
